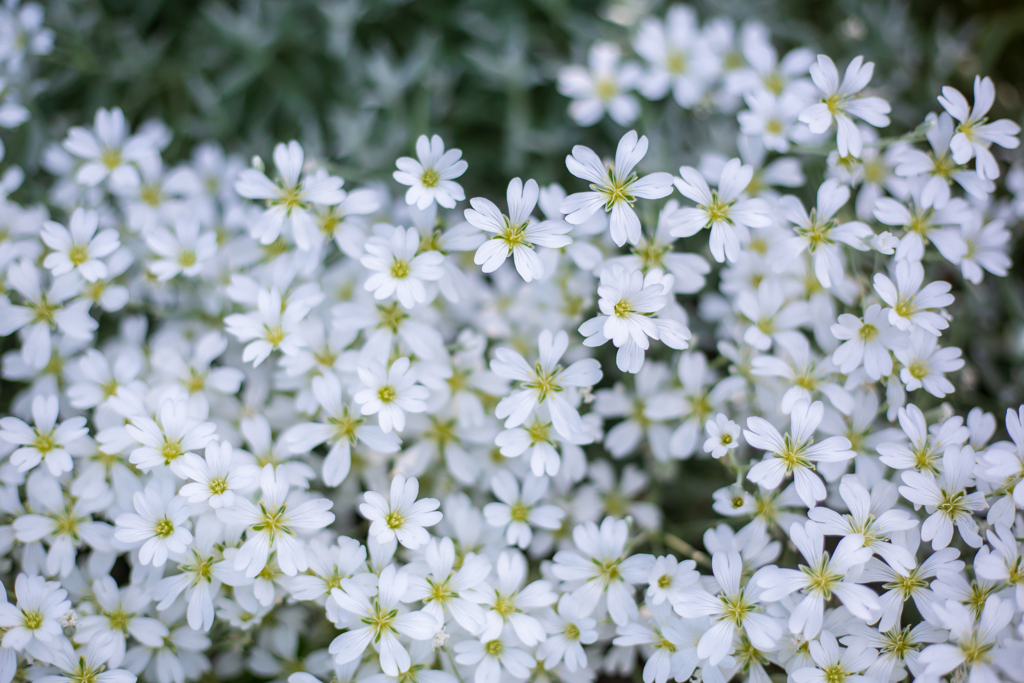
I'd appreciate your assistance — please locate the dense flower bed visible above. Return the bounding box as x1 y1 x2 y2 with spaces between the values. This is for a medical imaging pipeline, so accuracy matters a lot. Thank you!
1 2 1024 683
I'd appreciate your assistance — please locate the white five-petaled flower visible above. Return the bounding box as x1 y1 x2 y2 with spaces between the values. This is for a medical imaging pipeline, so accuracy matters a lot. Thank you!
672 550 781 666
756 521 880 638
40 207 119 282
145 217 217 281
579 264 690 374
745 399 856 508
490 329 603 440
354 356 429 433
798 54 892 158
329 563 440 677
224 287 311 367
551 516 654 626
220 463 335 577
393 134 468 210
770 178 873 287
899 444 987 550
0 573 71 653
234 140 346 248
873 258 955 335
113 485 193 567
557 42 641 127
703 413 741 459
483 471 565 549
830 303 903 381
361 226 445 308
0 393 87 476
560 130 673 247
467 177 572 282
61 106 156 187
176 440 259 510
938 75 1021 180
359 473 442 550
670 158 772 263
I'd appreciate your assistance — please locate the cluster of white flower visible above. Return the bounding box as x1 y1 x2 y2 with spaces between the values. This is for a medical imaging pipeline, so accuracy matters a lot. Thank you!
2 4 1024 683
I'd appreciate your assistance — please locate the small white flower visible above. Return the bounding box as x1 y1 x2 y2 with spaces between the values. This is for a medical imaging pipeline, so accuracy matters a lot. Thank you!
0 394 87 476
703 413 740 459
899 444 987 549
0 573 71 651
671 158 772 263
557 42 641 127
177 440 259 509
560 130 674 247
360 226 445 308
353 356 429 433
234 140 345 247
61 106 156 187
145 217 217 281
873 258 955 335
393 134 467 210
938 75 1021 180
114 485 193 567
221 464 335 577
798 54 892 158
894 329 964 398
40 208 119 282
359 473 442 550
483 471 565 549
830 303 903 380
467 177 572 282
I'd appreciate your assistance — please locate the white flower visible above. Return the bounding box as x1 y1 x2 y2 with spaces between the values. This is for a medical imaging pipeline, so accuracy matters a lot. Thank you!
403 536 490 633
560 130 674 247
919 597 1014 683
632 7 719 108
145 218 217 281
894 329 964 398
873 259 955 335
466 177 572 282
671 158 772 263
536 594 598 673
283 371 401 487
645 555 699 605
453 626 536 683
551 517 654 626
745 400 856 508
329 564 440 677
830 303 903 380
578 264 690 373
40 208 119 282
557 42 641 127
483 471 565 549
34 635 138 683
221 464 334 577
176 440 259 509
353 356 429 433
124 398 217 472
0 573 71 652
359 473 442 550
490 329 602 440
76 576 168 666
0 394 87 476
234 140 345 247
469 548 556 645
113 485 193 567
224 287 311 367
770 178 873 287
791 631 878 683
393 134 467 210
361 226 445 308
938 75 1021 180
672 550 781 665
899 445 987 550
959 218 1011 284
798 54 892 158
703 413 740 459
61 106 156 187
756 521 879 638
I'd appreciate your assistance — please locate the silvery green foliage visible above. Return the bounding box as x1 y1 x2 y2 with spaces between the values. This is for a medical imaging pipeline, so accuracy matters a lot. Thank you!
2 2 1024 683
